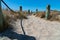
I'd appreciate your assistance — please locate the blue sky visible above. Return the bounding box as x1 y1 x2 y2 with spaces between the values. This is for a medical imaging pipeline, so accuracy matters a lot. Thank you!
1 0 60 11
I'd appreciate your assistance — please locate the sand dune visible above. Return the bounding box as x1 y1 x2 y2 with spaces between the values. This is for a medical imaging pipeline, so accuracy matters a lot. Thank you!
0 15 60 40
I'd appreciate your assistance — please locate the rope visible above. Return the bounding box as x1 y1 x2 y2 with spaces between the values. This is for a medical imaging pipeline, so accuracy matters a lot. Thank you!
1 0 26 35
21 18 26 35
1 0 17 13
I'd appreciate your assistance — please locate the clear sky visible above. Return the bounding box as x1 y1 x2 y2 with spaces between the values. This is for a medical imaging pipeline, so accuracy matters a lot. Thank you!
1 0 60 11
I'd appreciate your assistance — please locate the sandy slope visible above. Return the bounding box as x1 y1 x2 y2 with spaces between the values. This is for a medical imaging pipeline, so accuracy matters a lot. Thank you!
13 15 60 40
0 15 60 40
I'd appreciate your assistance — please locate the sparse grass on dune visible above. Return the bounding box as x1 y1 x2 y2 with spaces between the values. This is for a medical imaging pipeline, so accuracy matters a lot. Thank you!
0 10 28 32
3 10 28 20
35 12 45 18
35 11 60 21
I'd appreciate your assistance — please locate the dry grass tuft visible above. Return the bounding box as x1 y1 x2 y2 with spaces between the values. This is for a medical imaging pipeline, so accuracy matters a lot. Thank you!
0 10 28 32
35 11 60 21
35 12 45 18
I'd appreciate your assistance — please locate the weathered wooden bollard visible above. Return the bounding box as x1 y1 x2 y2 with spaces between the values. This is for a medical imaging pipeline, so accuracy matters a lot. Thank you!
20 6 22 12
0 0 4 32
45 5 50 19
36 9 38 13
31 11 32 14
19 6 22 17
19 6 27 19
28 9 30 14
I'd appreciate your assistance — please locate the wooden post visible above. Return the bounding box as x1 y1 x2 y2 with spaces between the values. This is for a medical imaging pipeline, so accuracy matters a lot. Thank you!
45 5 50 19
36 9 38 13
20 6 22 12
0 0 4 32
19 6 23 19
20 6 22 15
28 9 30 14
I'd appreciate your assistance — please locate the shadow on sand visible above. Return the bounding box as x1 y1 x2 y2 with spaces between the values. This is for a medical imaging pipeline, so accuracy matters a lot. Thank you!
0 27 36 40
0 21 36 40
